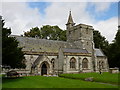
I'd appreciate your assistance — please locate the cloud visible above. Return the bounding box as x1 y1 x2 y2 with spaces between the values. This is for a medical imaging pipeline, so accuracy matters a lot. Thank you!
43 2 95 29
1 2 118 43
2 0 119 2
90 2 112 13
93 17 118 42
2 2 43 35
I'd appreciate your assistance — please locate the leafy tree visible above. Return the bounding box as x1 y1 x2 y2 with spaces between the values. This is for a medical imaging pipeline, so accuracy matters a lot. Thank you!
40 25 54 39
0 16 2 65
1 17 26 68
93 30 109 55
107 27 120 69
24 27 40 38
24 25 67 41
59 30 66 41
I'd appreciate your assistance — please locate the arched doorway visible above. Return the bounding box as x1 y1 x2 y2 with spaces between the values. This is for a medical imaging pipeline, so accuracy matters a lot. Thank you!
41 61 50 75
41 63 47 75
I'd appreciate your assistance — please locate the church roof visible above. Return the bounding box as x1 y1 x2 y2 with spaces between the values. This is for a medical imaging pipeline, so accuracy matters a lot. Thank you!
11 35 77 53
63 48 88 54
94 48 105 57
10 35 90 55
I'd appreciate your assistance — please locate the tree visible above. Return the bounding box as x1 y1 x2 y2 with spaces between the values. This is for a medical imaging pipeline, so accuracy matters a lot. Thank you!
59 30 66 41
40 25 54 39
0 16 2 65
1 17 26 68
24 27 40 38
24 25 67 41
93 30 109 55
107 27 120 69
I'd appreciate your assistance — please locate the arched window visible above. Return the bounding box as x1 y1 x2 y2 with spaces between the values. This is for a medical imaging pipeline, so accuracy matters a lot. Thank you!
82 58 88 68
70 57 76 69
51 58 55 69
101 61 104 69
98 61 104 69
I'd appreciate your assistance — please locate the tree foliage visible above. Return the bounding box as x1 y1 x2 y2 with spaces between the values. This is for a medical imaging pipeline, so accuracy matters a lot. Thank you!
93 30 109 55
107 27 120 69
1 17 26 68
24 25 67 41
24 27 40 38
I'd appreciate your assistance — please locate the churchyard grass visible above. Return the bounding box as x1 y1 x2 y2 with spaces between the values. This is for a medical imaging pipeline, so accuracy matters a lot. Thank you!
2 75 118 88
59 72 119 85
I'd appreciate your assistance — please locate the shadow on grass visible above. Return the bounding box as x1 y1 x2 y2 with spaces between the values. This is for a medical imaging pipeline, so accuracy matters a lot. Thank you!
2 77 25 83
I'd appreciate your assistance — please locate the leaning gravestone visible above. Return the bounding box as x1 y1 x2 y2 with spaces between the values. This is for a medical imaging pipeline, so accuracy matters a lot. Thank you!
85 77 94 82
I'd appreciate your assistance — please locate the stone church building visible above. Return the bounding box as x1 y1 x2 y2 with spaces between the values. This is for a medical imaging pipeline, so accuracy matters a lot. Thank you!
13 11 109 75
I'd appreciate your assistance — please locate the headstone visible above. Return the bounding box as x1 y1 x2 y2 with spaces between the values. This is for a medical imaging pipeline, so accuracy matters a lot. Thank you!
85 77 94 82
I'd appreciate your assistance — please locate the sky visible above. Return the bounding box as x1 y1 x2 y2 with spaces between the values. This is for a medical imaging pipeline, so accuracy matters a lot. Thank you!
1 0 119 43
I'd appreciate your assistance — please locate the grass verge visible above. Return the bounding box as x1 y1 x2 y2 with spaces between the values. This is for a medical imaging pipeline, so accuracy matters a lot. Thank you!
59 72 119 85
2 75 118 88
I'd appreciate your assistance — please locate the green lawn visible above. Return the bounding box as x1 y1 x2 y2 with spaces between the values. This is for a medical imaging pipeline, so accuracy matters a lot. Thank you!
2 75 118 88
59 72 119 85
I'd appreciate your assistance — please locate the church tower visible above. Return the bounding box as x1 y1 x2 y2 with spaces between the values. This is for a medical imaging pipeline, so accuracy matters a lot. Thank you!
66 11 75 42
66 11 75 30
66 11 94 53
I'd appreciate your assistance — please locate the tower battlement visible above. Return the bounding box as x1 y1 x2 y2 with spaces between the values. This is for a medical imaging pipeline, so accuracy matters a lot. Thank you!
68 24 94 31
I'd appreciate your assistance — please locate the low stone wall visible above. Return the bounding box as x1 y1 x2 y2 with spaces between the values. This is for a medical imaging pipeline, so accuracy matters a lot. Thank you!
82 69 92 73
2 68 31 76
109 68 119 73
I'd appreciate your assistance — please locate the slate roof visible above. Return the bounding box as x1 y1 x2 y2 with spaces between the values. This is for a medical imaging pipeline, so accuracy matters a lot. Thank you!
11 35 77 53
63 48 88 54
94 48 105 56
10 35 90 54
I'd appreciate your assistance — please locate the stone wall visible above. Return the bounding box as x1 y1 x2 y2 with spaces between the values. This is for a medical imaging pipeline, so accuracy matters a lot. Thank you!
63 55 93 73
66 24 94 53
24 55 39 71
109 68 119 73
24 53 94 75
95 56 109 72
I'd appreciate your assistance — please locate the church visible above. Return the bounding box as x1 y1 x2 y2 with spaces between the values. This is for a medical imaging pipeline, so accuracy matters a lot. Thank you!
13 11 109 75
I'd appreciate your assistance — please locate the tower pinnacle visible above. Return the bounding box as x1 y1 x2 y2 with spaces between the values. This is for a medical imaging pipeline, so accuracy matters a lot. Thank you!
66 11 75 25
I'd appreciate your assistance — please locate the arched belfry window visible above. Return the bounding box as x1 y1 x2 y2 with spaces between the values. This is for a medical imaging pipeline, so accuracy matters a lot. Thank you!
70 57 76 69
51 58 55 69
82 58 88 68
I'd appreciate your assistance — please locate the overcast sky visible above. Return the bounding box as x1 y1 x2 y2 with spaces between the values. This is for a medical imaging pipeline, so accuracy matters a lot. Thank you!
1 0 119 43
